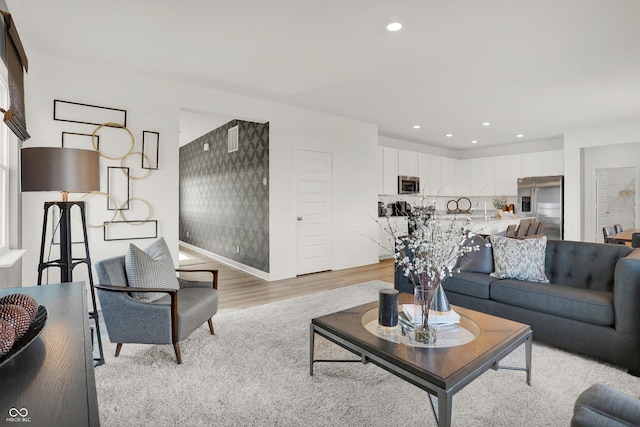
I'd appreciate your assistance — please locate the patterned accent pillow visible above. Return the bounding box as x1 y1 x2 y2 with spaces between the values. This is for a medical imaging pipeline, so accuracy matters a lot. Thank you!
125 238 180 302
489 235 549 283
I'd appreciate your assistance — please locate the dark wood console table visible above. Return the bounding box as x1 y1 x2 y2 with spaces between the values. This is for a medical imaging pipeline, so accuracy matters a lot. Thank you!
0 282 100 426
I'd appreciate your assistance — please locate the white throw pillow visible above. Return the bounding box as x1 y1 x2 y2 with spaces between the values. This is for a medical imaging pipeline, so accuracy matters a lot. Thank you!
489 235 549 284
125 237 180 302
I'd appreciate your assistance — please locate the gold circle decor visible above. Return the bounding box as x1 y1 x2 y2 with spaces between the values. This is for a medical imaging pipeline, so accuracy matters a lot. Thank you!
118 197 153 225
120 152 152 180
78 191 119 228
91 122 135 160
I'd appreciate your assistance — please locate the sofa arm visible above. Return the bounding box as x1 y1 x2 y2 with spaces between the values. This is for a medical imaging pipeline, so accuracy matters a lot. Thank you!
571 383 640 427
613 248 640 335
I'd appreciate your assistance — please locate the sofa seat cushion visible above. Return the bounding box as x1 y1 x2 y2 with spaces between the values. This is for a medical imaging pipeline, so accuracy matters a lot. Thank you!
490 280 614 326
442 272 498 299
155 287 218 340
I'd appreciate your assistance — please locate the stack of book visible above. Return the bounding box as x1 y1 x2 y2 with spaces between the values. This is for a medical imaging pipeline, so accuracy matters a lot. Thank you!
400 304 461 326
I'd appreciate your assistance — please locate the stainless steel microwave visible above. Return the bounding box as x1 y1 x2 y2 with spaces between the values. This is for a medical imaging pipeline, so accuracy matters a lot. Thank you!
398 176 420 194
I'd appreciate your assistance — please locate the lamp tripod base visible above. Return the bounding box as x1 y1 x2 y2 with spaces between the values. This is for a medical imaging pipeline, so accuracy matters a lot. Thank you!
36 200 105 367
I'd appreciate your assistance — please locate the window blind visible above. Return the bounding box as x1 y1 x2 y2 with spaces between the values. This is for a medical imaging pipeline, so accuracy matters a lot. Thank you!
0 11 29 141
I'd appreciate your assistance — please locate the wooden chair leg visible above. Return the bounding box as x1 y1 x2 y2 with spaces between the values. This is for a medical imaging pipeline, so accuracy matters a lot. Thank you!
208 318 215 335
115 343 122 357
173 342 182 364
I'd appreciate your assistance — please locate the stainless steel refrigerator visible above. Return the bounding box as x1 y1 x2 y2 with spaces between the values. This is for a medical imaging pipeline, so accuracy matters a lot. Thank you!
517 175 564 240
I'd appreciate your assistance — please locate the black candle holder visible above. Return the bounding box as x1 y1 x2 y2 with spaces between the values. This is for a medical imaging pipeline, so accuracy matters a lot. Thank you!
378 289 399 335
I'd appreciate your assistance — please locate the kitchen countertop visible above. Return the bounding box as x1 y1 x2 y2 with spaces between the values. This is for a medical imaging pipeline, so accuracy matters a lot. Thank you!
468 216 535 235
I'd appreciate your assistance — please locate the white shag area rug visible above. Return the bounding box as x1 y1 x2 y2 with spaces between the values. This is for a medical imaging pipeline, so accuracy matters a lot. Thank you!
95 280 640 426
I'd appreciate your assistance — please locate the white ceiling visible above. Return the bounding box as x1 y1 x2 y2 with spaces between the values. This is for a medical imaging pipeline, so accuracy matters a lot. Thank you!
6 0 640 150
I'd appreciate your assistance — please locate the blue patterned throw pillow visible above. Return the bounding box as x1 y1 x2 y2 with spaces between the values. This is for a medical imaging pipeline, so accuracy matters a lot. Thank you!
125 237 180 302
489 235 549 284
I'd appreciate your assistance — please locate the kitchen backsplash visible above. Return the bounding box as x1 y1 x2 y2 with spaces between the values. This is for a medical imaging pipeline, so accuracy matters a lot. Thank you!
378 194 518 216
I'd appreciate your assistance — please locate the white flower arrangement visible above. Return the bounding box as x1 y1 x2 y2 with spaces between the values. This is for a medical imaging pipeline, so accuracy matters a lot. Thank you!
394 205 478 291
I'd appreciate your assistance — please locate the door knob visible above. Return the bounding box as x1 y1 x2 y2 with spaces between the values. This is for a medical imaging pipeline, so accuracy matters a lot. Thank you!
297 217 303 221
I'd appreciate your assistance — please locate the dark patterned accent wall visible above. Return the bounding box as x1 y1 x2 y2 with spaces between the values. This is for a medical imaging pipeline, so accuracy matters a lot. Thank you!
179 120 269 272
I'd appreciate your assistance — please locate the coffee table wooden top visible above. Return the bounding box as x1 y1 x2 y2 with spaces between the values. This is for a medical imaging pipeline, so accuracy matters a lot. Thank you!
312 292 531 390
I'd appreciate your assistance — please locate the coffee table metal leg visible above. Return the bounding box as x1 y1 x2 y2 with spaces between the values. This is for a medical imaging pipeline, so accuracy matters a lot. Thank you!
525 332 532 386
309 323 315 376
428 392 452 427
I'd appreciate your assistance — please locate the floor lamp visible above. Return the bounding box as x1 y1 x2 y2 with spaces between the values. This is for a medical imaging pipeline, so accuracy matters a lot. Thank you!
20 146 105 366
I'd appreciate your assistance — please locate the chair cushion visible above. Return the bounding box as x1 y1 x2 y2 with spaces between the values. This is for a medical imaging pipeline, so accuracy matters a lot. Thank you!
125 238 180 302
490 235 549 283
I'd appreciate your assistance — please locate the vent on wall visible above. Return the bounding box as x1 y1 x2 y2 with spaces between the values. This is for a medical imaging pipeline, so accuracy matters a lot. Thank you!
228 125 239 153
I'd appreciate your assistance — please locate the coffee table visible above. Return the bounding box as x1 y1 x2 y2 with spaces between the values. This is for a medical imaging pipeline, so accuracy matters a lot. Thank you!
309 293 532 427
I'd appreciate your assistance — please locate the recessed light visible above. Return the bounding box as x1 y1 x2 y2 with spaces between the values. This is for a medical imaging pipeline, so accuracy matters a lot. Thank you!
516 133 524 138
482 122 491 126
446 133 453 138
386 22 402 32
413 125 421 129
471 140 478 144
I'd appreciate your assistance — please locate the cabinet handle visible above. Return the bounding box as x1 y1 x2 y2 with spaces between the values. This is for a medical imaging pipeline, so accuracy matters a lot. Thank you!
297 217 303 221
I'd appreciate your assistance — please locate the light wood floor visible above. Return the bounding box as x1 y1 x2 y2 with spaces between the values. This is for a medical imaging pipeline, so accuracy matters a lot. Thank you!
178 246 395 310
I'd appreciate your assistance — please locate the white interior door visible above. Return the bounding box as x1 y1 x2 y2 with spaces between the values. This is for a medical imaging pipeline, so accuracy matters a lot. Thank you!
295 150 333 275
595 167 636 242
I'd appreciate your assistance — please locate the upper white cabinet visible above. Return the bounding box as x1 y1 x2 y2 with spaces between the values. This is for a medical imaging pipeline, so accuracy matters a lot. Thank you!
494 154 522 195
398 150 418 176
456 159 471 196
521 152 543 177
378 146 564 197
469 157 495 196
380 147 399 195
429 155 443 196
441 157 456 195
521 150 564 178
418 153 430 195
542 150 564 176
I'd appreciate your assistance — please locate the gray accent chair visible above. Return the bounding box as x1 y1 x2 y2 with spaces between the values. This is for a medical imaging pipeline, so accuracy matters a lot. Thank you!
95 255 219 364
571 383 640 427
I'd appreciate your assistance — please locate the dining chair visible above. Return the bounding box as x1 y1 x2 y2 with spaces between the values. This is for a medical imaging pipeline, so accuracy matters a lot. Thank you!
632 233 640 248
602 226 624 244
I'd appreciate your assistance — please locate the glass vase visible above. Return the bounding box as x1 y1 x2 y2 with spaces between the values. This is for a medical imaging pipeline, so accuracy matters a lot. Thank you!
414 285 438 344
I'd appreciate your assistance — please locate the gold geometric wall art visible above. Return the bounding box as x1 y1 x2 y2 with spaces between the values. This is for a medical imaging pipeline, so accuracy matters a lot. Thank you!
54 99 161 241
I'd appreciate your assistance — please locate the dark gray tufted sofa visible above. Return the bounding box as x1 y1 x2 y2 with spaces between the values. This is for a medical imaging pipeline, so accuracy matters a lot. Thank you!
395 239 640 376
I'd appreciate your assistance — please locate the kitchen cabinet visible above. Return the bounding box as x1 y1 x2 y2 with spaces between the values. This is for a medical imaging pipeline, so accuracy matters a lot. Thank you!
456 159 471 196
494 154 522 195
380 147 399 195
469 157 495 196
521 152 543 177
441 157 456 195
377 216 408 258
521 150 564 178
418 153 430 196
542 150 564 176
429 155 443 196
377 147 384 194
398 150 418 176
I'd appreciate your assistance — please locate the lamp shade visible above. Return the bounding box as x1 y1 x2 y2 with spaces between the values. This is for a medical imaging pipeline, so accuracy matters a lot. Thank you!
20 147 100 193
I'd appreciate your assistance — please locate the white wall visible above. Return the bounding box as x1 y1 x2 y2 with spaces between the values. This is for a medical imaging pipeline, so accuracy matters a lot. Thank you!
177 84 379 279
564 122 640 241
21 52 380 285
21 53 181 286
583 142 640 242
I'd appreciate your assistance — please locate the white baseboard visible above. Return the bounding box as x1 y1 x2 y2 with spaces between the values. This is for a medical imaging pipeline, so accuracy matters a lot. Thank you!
178 241 272 281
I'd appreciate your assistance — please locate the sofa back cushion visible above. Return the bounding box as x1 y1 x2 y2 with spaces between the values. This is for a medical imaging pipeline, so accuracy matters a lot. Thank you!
545 240 632 291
